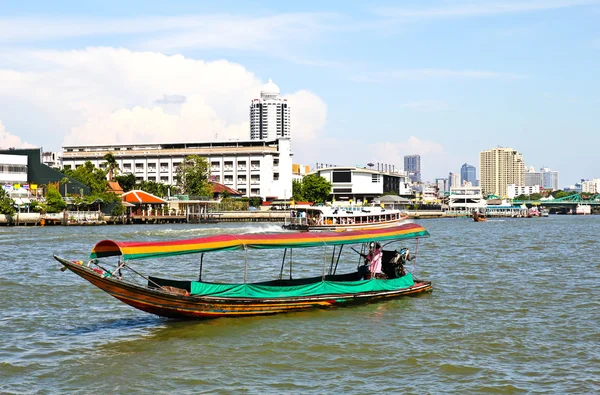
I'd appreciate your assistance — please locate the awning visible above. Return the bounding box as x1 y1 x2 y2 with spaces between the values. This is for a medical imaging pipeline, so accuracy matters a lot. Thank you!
13 197 31 205
90 223 429 261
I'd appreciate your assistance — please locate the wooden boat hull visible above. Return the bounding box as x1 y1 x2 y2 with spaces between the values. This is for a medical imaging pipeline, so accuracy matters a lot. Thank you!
54 256 432 320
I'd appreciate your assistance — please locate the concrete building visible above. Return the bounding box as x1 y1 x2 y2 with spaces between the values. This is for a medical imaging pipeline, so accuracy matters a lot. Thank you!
404 155 421 183
42 151 62 169
250 79 291 140
507 184 542 199
0 154 28 184
581 179 600 194
292 164 311 182
435 177 448 193
448 185 486 212
448 172 460 189
61 139 293 200
479 147 524 197
460 163 476 185
525 166 559 191
311 166 412 203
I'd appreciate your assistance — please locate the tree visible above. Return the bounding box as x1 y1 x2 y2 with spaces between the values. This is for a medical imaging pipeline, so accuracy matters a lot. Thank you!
103 152 119 181
300 174 332 204
292 179 304 201
0 189 16 215
115 173 136 192
44 184 67 213
175 155 212 197
137 180 170 197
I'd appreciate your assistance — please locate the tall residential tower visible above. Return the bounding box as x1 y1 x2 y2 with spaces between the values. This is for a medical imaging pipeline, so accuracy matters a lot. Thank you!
404 154 421 183
250 79 291 140
479 147 524 197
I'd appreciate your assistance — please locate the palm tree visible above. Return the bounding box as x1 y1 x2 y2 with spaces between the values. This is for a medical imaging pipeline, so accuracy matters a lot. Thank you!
103 153 119 181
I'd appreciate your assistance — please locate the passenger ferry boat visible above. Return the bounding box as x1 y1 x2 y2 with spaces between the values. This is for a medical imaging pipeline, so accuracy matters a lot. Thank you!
283 204 408 231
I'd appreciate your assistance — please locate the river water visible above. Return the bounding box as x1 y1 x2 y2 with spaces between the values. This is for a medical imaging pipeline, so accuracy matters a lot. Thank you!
1 216 598 394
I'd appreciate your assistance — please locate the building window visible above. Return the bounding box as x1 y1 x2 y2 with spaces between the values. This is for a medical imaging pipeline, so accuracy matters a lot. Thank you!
372 174 380 183
251 160 260 169
332 171 351 183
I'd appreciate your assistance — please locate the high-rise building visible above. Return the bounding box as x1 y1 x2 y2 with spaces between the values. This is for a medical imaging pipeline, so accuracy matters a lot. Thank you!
404 154 421 183
448 172 460 189
460 163 476 186
479 147 524 197
250 79 291 140
524 166 559 191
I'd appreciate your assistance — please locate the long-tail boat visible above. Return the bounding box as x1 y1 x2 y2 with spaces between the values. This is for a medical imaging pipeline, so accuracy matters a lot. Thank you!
53 223 431 319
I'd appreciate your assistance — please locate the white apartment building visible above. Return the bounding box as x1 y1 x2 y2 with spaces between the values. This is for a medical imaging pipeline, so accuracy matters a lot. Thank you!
479 147 524 197
250 79 291 140
311 166 412 203
507 184 542 199
581 179 600 194
0 154 28 184
42 151 62 169
61 139 293 200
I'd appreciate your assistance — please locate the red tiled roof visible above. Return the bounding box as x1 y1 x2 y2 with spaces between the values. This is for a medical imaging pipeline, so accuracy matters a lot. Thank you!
211 182 243 195
121 190 167 204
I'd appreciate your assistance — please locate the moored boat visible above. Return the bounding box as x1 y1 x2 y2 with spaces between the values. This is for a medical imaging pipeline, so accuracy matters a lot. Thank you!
53 223 431 319
283 204 408 231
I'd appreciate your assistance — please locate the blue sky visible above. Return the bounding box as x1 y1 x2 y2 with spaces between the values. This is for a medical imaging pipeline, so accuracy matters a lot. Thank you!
0 0 598 186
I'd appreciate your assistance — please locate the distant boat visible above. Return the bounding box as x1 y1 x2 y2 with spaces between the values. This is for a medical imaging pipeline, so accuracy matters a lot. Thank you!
472 211 487 222
283 205 408 231
53 223 432 319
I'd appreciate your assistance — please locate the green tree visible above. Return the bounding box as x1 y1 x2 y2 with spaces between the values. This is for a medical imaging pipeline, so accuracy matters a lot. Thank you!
115 173 136 192
137 180 170 197
300 174 332 204
44 184 67 213
0 189 16 215
292 179 304 201
175 155 212 197
103 152 119 181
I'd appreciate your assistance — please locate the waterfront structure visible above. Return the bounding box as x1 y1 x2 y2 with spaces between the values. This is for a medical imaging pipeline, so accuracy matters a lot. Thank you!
448 172 460 189
525 166 559 191
479 147 524 197
448 185 486 212
507 184 542 199
460 163 476 185
250 79 291 140
311 166 412 203
404 155 421 183
61 139 293 200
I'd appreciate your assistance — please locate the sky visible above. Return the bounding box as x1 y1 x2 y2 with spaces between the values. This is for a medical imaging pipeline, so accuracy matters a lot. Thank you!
0 0 598 187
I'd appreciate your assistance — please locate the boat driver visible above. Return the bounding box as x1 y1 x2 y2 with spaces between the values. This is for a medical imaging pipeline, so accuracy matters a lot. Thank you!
359 242 383 279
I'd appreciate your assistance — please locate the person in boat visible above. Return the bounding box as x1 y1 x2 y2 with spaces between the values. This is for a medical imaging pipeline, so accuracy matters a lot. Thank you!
359 242 384 279
393 247 413 277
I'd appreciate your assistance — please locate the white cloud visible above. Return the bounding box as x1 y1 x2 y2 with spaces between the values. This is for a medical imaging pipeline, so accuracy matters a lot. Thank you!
0 47 327 149
0 120 36 149
375 0 598 19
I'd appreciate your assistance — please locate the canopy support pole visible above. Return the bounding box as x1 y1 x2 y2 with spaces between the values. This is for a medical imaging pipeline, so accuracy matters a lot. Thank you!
198 253 204 281
333 244 343 275
322 246 327 281
244 246 249 283
289 249 293 280
329 246 336 275
279 248 287 280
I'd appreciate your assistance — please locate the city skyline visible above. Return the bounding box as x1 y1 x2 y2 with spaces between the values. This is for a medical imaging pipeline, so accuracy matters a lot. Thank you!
0 1 598 187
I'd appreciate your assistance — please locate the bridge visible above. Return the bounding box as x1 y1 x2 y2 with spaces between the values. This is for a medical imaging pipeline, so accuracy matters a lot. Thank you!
512 194 600 207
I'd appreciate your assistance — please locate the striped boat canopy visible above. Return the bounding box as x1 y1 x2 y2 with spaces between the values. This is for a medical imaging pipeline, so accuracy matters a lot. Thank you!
90 223 429 261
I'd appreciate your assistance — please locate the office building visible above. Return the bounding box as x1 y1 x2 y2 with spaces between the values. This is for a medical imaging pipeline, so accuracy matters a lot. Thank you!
525 166 559 191
460 163 476 185
404 155 421 183
250 79 291 140
448 172 460 189
479 147 524 197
